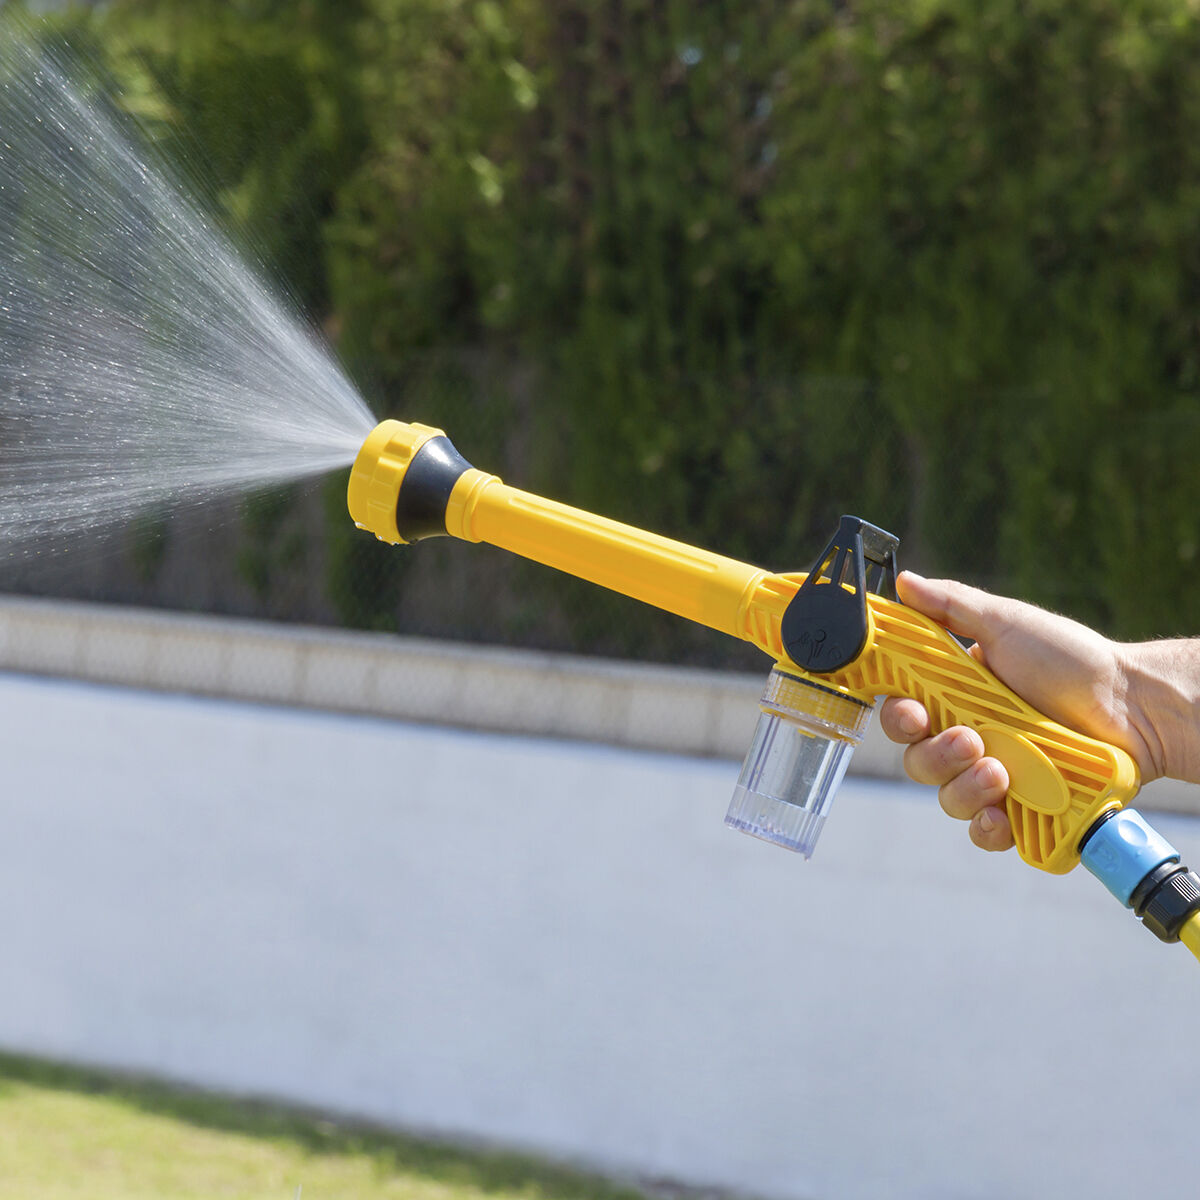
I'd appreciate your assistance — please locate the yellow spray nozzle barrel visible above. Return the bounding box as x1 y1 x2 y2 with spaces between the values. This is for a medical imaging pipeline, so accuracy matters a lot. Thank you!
349 419 772 642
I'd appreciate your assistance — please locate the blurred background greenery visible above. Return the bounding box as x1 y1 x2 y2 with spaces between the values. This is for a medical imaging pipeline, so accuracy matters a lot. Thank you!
6 0 1200 666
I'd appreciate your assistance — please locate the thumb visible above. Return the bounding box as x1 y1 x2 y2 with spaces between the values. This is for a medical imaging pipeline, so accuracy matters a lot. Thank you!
895 572 1011 645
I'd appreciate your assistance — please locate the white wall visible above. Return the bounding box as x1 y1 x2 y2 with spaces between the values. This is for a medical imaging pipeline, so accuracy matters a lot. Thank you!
2 595 1196 812
1 670 1198 1200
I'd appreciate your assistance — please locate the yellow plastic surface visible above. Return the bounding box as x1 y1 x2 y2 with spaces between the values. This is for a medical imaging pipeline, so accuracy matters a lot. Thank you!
444 467 770 638
350 419 1141 874
1181 912 1200 962
840 596 1138 872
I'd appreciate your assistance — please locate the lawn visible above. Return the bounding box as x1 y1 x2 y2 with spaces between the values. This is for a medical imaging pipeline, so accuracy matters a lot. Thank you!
0 1053 651 1200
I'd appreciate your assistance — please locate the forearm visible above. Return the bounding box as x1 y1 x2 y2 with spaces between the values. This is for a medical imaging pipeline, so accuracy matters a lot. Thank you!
1120 639 1200 784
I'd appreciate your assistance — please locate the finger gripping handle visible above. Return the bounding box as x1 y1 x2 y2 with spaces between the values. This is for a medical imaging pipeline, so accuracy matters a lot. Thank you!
828 597 1141 874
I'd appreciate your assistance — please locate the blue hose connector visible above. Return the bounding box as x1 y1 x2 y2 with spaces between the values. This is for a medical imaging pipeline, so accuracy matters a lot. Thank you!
1080 808 1179 907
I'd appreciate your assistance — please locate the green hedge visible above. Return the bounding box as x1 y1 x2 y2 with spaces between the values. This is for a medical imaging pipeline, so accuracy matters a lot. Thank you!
325 0 1200 640
61 0 1200 646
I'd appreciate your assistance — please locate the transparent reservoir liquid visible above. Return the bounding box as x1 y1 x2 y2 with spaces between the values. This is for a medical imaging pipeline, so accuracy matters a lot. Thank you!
725 670 872 858
726 712 856 857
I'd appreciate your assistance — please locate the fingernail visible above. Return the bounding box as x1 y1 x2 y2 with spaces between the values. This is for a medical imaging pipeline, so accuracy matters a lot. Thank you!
978 809 996 833
897 711 922 736
977 761 999 789
952 730 977 760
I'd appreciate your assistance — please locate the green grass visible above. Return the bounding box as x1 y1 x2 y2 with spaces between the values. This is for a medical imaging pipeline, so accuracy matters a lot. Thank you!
0 1052 652 1200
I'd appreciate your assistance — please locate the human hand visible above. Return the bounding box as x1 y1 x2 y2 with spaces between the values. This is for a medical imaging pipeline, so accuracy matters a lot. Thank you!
879 573 1168 852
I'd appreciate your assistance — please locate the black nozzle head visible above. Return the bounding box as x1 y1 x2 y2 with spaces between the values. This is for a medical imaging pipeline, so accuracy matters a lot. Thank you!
395 434 473 542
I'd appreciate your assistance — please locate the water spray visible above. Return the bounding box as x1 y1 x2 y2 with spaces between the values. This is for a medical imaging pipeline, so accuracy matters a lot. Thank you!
0 21 375 551
349 419 1200 963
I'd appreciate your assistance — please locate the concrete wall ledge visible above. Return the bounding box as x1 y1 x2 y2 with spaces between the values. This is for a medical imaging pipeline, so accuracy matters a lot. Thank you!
1 593 1196 814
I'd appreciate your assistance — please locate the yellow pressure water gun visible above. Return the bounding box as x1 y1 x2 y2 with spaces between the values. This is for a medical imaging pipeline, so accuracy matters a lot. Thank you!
349 419 1200 962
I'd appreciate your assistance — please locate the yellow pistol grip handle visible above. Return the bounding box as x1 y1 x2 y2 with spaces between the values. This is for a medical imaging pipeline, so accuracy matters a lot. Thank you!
824 595 1141 874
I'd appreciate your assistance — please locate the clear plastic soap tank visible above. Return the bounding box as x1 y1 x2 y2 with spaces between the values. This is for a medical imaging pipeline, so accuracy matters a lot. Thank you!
725 667 874 858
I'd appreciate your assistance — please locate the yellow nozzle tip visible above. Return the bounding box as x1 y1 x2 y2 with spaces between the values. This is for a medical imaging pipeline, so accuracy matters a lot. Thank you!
347 419 446 544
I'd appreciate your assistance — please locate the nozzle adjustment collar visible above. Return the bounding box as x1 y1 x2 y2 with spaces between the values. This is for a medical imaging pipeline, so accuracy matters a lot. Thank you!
348 420 475 544
396 435 473 542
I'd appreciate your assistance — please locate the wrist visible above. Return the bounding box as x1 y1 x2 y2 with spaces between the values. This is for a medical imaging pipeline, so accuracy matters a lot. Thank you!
1120 641 1200 784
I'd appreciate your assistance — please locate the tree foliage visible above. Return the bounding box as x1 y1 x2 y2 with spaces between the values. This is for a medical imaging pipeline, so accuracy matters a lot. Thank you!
324 0 1200 640
35 0 1200 649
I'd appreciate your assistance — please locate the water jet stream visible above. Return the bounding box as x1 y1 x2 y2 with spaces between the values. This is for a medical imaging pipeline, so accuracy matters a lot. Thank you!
0 24 376 553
